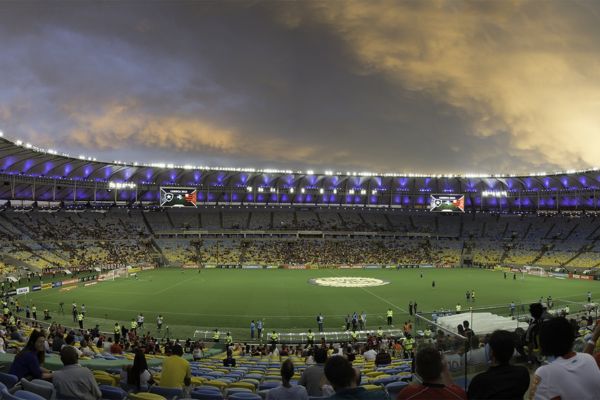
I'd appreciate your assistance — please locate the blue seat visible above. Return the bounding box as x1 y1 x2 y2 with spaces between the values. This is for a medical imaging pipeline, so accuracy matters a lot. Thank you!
373 376 398 385
193 386 221 392
258 382 279 391
149 385 183 399
13 391 46 400
228 393 261 400
190 390 224 400
0 372 19 389
385 380 408 396
100 384 128 399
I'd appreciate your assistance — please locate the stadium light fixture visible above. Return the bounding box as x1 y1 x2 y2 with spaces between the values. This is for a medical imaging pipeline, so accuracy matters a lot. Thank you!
15 140 22 146
360 189 367 195
0 130 3 137
258 187 264 192
270 187 276 193
319 188 324 194
333 189 337 194
349 189 355 195
306 170 314 175
246 186 253 192
289 188 295 194
301 188 305 194
372 189 377 195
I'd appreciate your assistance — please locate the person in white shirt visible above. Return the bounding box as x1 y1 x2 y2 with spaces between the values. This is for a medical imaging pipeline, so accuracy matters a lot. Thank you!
266 359 308 400
530 317 600 400
363 346 377 362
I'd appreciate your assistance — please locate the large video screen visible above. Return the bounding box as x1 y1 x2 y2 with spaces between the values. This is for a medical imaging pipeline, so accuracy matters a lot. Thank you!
160 187 198 208
430 194 465 213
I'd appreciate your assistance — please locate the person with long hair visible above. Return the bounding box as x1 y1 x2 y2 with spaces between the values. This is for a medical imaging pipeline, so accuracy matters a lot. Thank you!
126 349 153 390
9 330 53 380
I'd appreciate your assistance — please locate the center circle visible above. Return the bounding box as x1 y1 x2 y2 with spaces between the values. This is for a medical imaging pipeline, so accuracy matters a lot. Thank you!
309 277 390 288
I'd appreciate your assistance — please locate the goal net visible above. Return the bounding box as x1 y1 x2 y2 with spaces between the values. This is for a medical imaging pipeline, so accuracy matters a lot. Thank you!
524 266 547 277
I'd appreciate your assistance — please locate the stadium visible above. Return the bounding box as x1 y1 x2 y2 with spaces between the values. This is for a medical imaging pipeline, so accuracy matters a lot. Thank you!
1 2 600 400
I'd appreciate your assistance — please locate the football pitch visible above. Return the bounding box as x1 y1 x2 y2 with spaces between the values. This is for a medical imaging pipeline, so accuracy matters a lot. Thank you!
22 268 598 340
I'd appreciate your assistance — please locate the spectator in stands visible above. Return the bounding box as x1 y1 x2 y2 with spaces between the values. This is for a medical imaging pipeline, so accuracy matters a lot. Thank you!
124 349 153 391
529 317 600 399
467 330 529 399
324 355 385 399
363 345 377 362
160 344 191 389
110 339 123 354
79 339 96 357
298 347 328 396
375 348 392 366
525 303 552 363
397 347 466 400
9 330 53 380
223 348 236 367
266 358 309 400
583 319 600 368
53 345 101 400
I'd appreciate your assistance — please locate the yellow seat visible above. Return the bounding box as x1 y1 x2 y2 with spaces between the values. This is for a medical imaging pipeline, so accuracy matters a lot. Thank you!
94 375 116 386
362 384 384 391
190 376 206 385
204 380 227 390
128 393 166 400
228 381 255 392
365 371 383 378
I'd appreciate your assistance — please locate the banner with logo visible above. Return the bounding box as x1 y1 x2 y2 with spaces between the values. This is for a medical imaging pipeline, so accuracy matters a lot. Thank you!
62 279 78 286
32 285 41 292
16 287 30 295
41 283 52 290
52 281 63 288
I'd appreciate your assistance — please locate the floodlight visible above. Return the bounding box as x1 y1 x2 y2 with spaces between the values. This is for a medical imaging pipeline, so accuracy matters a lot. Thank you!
247 186 253 192
360 189 366 195
319 188 324 194
349 189 355 195
301 188 305 194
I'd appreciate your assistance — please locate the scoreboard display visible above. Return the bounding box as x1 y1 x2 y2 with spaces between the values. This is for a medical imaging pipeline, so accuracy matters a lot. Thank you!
430 194 465 213
160 187 198 208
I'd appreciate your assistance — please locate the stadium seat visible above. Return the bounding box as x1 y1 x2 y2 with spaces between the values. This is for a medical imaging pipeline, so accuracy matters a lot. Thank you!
227 393 261 400
13 391 46 400
0 372 19 389
257 382 279 391
225 387 252 397
128 393 167 400
228 381 255 392
20 379 55 400
95 374 118 386
149 386 183 399
100 384 128 399
385 380 408 396
190 390 224 400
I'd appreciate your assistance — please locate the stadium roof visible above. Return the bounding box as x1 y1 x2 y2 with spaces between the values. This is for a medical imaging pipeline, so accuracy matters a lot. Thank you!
1 136 600 209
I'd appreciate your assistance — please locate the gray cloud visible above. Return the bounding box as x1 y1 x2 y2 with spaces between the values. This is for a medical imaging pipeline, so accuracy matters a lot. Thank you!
0 1 598 174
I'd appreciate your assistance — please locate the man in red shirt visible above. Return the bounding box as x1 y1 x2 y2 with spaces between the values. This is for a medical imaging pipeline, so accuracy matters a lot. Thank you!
397 347 466 400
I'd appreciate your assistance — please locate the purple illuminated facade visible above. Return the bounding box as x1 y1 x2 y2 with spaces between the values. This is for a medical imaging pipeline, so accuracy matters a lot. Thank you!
1 138 600 211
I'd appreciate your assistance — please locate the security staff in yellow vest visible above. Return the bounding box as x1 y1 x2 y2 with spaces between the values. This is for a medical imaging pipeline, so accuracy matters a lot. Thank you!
424 328 432 338
456 303 462 314
350 329 358 342
306 329 315 346
213 329 220 342
270 330 279 345
386 308 393 326
403 334 415 358
77 312 84 329
225 332 233 346
2 305 8 317
376 327 384 340
130 319 138 333
114 323 121 343
32 305 37 320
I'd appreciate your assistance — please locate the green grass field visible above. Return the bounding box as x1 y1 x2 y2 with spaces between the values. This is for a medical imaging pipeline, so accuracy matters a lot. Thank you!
21 268 598 340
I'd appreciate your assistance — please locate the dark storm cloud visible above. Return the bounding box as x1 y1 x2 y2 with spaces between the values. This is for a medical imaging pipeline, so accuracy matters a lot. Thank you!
0 1 599 174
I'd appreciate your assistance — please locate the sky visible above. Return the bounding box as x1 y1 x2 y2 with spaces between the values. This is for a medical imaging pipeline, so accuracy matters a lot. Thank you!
1 0 600 175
